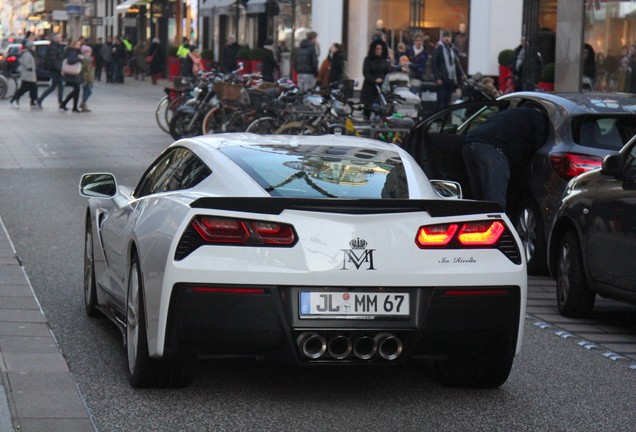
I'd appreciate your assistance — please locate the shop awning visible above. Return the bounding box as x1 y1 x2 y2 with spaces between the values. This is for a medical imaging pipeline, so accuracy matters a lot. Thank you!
116 0 143 12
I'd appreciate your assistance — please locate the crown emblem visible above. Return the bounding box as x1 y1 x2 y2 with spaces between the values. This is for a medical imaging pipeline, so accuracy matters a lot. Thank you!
349 237 367 250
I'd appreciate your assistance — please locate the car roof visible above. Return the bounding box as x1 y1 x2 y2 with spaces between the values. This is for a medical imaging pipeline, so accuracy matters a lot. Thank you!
183 133 406 152
500 91 636 115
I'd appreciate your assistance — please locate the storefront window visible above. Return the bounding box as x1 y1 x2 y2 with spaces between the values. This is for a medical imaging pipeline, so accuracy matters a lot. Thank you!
585 1 636 92
273 0 312 50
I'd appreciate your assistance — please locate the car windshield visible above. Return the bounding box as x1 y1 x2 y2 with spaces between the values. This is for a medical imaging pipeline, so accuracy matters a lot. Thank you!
573 115 636 150
220 144 409 198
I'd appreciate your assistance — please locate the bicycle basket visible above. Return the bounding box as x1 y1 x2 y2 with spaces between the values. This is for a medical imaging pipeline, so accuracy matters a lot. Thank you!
247 89 276 109
213 82 243 102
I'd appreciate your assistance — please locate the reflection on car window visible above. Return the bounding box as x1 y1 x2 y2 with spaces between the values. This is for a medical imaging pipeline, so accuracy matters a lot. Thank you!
574 116 636 150
135 147 211 197
219 144 408 198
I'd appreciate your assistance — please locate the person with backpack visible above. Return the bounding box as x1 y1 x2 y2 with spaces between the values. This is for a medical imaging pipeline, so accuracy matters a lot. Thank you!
36 33 65 110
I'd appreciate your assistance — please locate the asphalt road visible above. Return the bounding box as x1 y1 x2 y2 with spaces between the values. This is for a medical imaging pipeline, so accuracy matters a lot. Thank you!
1 80 635 431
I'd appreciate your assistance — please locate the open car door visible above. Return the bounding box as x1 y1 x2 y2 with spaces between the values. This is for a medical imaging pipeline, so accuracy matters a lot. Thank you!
402 100 511 199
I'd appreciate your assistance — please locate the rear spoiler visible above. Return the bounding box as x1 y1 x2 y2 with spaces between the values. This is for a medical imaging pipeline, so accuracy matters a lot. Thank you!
190 198 502 218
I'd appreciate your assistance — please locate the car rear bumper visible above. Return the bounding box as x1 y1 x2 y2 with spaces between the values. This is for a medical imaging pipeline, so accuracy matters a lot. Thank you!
162 284 522 364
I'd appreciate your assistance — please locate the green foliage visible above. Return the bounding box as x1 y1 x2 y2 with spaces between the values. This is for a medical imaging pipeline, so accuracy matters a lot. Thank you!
236 46 251 59
498 49 514 67
201 49 214 60
250 48 266 61
541 63 555 83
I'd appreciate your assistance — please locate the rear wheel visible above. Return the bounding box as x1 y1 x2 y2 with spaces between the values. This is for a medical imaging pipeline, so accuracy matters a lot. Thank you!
154 95 170 133
169 110 201 140
201 105 234 134
0 75 8 99
83 214 99 317
514 197 548 275
434 353 515 388
246 116 279 134
556 231 595 317
126 255 193 388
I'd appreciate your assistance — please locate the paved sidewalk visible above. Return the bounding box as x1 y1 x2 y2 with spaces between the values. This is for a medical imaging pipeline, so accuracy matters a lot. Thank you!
0 218 95 431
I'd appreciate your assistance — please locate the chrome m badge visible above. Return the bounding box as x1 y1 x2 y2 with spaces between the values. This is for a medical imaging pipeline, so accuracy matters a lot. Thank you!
341 238 376 270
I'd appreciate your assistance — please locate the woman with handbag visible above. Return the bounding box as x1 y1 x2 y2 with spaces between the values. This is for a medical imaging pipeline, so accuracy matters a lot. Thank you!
60 40 83 112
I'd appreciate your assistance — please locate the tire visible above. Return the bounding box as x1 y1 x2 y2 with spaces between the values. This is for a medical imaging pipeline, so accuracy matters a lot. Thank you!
126 255 193 388
83 214 99 317
246 117 279 134
434 353 515 388
155 96 170 134
169 110 201 140
201 105 234 134
556 231 595 318
166 95 192 130
514 198 548 275
274 121 316 135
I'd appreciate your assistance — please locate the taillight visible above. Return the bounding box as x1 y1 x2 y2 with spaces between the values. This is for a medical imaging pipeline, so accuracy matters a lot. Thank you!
192 216 250 243
249 221 295 245
415 224 458 246
549 152 602 180
176 215 297 260
415 220 521 264
457 221 505 245
7 56 17 62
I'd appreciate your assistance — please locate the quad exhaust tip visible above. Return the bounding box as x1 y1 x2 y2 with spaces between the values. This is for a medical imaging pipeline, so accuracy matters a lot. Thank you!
298 332 402 361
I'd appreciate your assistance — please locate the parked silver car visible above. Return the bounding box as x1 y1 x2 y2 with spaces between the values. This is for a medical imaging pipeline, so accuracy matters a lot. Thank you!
402 92 636 274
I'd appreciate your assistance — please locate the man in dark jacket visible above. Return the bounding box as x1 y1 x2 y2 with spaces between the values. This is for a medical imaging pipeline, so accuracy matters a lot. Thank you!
462 107 548 210
220 36 239 73
36 33 65 109
431 30 464 109
295 31 318 92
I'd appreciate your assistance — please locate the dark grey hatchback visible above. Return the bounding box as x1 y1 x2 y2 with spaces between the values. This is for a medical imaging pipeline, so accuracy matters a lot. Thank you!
548 136 636 316
402 92 636 274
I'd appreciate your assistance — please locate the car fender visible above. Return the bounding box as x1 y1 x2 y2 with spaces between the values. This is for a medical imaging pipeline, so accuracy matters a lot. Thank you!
174 104 196 116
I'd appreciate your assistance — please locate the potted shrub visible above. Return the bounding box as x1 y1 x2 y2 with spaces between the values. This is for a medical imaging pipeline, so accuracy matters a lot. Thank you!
201 49 214 71
537 63 555 91
236 46 251 73
498 49 515 93
167 45 180 80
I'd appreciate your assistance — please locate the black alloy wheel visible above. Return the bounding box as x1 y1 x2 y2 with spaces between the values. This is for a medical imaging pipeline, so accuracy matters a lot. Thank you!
556 230 595 318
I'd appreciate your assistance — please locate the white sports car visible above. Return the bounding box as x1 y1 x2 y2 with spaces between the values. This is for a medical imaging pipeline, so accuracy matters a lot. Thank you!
79 134 526 388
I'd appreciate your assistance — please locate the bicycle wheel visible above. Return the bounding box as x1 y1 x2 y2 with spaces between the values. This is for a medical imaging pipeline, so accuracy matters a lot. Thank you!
201 105 235 134
274 121 316 135
155 96 170 133
165 95 192 130
246 116 279 134
169 110 202 140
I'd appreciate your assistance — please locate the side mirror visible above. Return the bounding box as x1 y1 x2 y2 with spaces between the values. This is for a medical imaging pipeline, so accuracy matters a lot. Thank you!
79 173 117 198
430 180 463 199
601 154 624 179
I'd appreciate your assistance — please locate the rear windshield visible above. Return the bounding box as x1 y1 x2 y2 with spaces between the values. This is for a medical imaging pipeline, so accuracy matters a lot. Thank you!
220 144 409 198
573 115 636 150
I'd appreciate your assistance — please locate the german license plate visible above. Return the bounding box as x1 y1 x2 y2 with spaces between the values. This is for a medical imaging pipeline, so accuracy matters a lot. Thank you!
299 292 409 319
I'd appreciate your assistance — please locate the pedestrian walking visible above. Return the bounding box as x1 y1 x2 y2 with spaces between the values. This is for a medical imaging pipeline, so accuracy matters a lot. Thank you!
60 40 83 113
295 31 319 92
80 45 94 112
462 107 548 210
431 30 465 109
220 36 239 73
111 37 126 83
134 41 148 80
94 37 104 81
360 39 391 119
36 33 65 109
177 37 192 78
261 38 279 83
101 37 113 83
9 40 38 108
147 38 163 85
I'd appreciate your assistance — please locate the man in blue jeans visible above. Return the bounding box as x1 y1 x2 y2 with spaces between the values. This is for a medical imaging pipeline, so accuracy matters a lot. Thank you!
36 33 65 110
462 106 548 211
